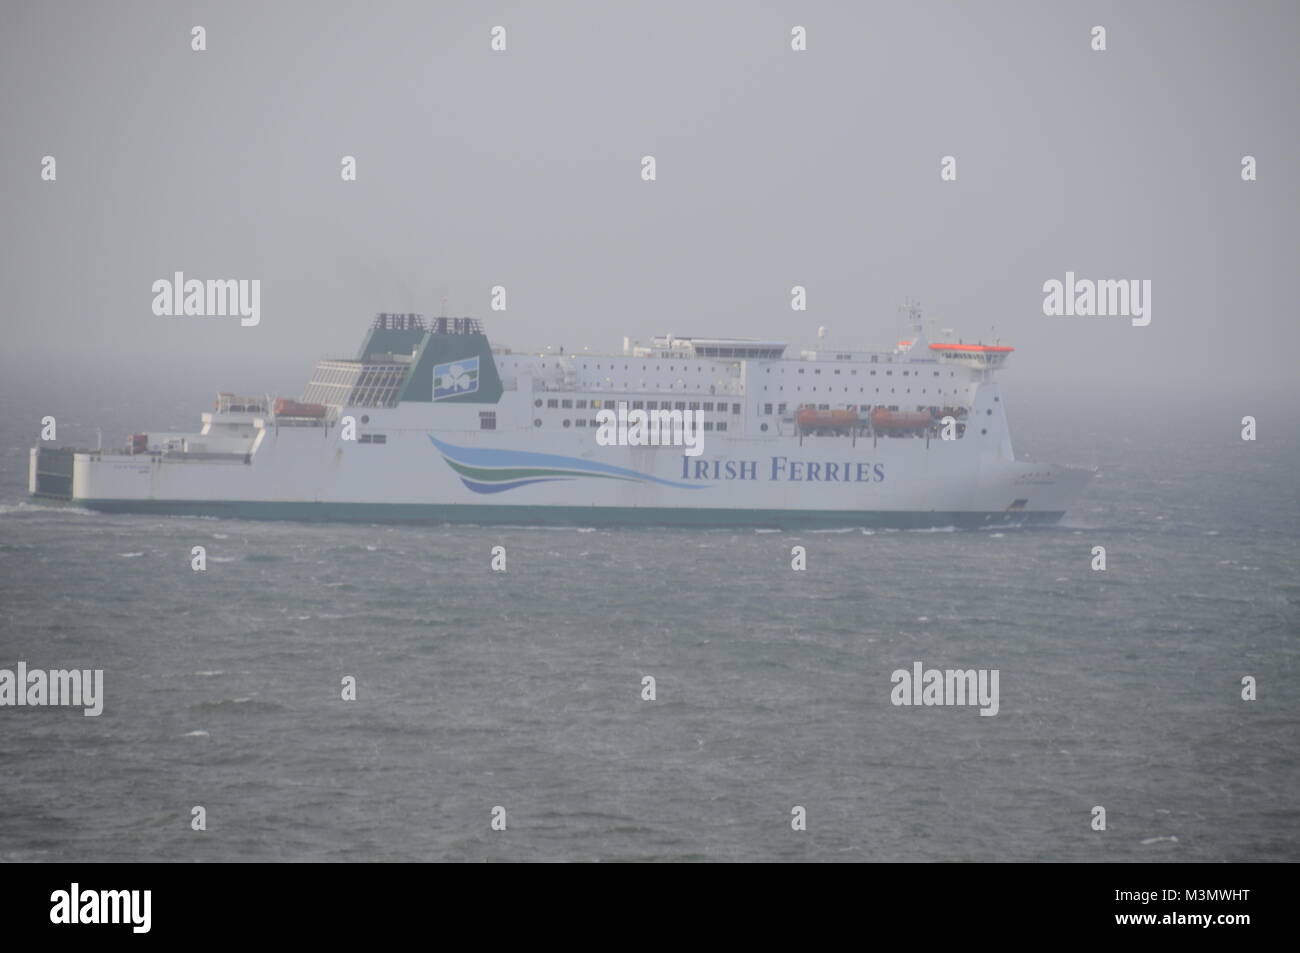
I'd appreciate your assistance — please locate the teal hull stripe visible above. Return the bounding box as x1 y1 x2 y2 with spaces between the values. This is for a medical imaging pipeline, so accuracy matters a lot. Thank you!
68 498 1066 529
428 436 705 490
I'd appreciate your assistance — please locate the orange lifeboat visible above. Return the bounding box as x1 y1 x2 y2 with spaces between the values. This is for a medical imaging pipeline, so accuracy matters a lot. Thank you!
796 408 859 432
869 409 933 433
273 398 327 418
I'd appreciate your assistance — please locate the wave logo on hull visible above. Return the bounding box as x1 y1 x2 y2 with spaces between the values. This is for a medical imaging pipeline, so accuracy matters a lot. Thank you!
433 356 479 399
429 436 708 495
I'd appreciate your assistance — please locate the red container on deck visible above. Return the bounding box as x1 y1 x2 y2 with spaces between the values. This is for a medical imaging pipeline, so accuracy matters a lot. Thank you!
129 433 148 454
273 399 326 418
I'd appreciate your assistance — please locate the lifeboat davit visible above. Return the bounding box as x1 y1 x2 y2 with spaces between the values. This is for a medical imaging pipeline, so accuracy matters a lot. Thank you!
796 408 859 431
869 409 933 433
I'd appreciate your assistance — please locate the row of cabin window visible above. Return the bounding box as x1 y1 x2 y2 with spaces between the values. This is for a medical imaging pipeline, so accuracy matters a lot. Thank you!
762 386 962 396
533 419 731 431
760 403 959 414
505 361 733 372
503 360 959 378
767 368 954 377
509 357 937 373
581 363 716 372
535 398 742 413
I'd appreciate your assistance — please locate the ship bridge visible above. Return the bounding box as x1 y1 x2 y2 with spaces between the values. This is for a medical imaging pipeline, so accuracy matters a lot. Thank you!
927 342 1014 369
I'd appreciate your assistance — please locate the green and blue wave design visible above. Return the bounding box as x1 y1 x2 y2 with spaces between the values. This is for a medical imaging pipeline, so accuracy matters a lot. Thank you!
429 436 707 494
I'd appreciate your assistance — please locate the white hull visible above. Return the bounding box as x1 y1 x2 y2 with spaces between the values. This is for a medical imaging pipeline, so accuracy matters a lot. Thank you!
30 313 1092 527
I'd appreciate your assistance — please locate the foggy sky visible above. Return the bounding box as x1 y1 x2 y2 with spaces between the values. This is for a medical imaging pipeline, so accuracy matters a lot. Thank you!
2 0 1298 401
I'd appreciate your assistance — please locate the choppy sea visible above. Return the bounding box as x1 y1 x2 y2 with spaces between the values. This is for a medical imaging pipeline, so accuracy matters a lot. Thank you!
1 376 1296 861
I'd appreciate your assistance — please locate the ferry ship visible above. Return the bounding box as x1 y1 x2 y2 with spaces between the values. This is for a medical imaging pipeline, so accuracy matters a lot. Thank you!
29 309 1091 528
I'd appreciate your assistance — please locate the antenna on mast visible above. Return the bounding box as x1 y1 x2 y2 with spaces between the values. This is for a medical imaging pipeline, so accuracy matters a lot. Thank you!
899 297 926 345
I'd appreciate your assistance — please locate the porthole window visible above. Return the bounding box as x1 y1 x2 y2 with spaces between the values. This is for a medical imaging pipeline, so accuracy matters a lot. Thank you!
533 418 542 427
533 399 542 408
361 415 370 424
563 419 571 427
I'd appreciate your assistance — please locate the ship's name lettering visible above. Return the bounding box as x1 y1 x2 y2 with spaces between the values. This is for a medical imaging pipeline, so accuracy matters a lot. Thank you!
681 456 885 483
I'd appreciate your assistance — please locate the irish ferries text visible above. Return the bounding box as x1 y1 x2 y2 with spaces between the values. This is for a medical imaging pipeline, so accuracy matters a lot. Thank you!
681 456 886 482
